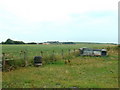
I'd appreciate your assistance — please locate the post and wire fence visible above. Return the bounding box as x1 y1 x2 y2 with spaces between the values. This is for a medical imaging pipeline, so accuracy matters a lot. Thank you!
2 48 80 71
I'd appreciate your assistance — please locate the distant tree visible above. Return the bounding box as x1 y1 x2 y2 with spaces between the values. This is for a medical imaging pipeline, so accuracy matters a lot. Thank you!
47 41 60 44
27 42 37 44
14 41 25 44
4 39 14 44
1 42 5 44
62 42 75 44
3 38 25 44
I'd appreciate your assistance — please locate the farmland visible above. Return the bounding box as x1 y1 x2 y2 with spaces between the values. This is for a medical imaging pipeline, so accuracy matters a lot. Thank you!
2 44 119 88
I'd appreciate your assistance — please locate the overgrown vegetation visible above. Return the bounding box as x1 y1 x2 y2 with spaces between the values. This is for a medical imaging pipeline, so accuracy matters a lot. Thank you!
2 44 118 88
2 44 81 71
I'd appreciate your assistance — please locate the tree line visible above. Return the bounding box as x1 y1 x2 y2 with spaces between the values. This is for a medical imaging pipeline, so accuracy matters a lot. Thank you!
1 39 76 44
2 39 25 44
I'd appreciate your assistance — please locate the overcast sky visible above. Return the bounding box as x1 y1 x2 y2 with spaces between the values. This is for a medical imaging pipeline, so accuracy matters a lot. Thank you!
0 0 119 43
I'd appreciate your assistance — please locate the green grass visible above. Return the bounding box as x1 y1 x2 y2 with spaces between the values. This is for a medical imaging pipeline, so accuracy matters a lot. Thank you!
2 44 115 56
2 44 118 88
2 44 117 64
2 56 118 88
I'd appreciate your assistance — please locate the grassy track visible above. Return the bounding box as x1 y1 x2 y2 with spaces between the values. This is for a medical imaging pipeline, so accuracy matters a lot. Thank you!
2 44 118 88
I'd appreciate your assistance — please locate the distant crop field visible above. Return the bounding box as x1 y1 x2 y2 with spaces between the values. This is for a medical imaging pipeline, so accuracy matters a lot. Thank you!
2 44 115 60
2 44 119 88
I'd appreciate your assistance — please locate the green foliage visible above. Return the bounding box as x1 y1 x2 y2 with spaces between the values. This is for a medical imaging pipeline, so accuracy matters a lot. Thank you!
14 41 25 44
2 38 25 44
62 42 75 44
27 42 37 44
4 39 14 44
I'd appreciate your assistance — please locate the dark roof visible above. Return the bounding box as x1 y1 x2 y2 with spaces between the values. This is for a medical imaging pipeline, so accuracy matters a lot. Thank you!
93 49 102 51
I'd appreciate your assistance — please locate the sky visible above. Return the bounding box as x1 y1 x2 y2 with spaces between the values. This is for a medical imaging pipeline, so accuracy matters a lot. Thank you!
0 0 119 43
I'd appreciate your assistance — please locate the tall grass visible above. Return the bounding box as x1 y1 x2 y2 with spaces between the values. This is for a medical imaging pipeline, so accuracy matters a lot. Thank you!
2 44 118 71
2 44 118 88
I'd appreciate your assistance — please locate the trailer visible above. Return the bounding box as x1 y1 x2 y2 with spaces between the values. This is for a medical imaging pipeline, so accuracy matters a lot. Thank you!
79 48 107 56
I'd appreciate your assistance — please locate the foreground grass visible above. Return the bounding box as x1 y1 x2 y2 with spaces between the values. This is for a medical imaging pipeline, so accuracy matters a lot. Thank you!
2 56 118 88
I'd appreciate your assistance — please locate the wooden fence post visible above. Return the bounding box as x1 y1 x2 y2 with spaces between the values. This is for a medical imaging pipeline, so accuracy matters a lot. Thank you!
24 50 28 66
41 51 43 56
20 50 23 60
74 49 75 53
68 49 70 55
62 49 64 59
52 50 55 56
52 50 55 61
2 53 6 70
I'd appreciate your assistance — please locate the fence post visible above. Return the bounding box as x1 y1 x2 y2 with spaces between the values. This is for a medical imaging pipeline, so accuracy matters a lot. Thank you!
52 50 56 61
74 49 75 53
20 50 23 60
62 49 64 59
68 49 70 55
52 50 55 56
24 51 28 66
41 51 43 56
2 53 6 70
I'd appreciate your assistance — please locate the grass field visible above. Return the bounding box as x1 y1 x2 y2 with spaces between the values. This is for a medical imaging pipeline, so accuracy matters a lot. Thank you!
2 44 118 88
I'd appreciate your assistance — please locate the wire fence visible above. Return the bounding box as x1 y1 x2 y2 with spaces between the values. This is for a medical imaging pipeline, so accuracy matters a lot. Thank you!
2 49 80 71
